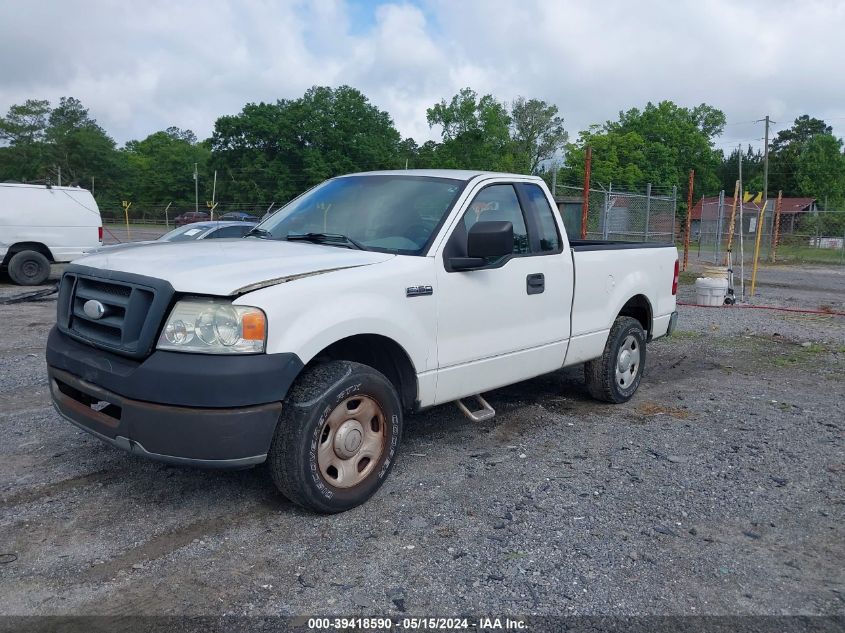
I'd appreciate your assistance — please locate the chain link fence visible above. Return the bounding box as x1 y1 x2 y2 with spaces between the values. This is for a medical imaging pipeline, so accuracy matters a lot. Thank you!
100 202 278 226
695 194 845 266
552 184 677 243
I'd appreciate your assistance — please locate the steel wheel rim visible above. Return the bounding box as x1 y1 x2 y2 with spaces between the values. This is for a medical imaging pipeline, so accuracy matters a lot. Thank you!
317 395 386 489
22 260 39 279
615 334 640 389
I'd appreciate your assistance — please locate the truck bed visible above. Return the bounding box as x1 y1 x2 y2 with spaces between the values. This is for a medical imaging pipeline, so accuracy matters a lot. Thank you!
563 241 678 366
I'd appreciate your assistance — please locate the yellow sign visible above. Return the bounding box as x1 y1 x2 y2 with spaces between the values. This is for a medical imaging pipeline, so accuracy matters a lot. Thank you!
121 201 132 239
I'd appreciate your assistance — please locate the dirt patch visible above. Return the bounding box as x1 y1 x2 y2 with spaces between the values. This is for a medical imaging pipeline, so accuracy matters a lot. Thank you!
634 402 692 420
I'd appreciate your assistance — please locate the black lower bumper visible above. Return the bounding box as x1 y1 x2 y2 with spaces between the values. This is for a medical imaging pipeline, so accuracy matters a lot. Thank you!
46 327 303 467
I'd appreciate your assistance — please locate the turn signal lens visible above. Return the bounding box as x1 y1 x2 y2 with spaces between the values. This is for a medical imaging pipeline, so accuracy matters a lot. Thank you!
241 311 266 341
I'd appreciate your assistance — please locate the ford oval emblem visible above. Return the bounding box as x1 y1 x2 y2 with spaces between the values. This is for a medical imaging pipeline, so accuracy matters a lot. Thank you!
83 299 106 320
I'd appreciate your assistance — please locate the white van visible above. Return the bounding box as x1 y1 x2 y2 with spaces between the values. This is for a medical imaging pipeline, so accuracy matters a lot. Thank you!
0 183 103 285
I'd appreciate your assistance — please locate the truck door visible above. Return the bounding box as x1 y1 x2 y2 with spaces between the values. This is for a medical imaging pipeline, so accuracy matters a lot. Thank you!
434 181 574 404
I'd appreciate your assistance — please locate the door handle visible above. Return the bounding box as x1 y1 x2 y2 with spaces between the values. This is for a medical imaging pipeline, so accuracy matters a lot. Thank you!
526 273 545 295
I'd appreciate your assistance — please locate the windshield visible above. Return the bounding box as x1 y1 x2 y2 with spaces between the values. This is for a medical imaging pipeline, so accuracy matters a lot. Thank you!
256 175 464 254
158 225 214 242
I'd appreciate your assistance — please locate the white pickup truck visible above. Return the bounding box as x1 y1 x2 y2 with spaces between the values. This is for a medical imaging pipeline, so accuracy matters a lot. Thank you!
47 170 678 512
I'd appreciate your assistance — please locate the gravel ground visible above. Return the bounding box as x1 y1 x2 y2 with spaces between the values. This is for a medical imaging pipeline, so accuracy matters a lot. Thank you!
0 262 842 619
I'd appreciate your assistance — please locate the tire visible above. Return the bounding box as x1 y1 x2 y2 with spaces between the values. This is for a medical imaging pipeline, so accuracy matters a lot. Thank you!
8 250 51 286
268 360 403 513
584 316 647 403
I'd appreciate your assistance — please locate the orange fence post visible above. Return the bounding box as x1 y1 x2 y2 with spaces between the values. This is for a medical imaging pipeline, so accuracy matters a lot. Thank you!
682 170 694 271
771 190 783 262
580 146 592 240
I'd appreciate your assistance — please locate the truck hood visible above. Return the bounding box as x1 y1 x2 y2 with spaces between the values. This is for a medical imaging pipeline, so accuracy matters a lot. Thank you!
74 239 395 295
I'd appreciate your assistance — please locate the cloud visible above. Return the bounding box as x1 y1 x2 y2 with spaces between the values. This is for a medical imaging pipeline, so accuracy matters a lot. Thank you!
1 0 843 153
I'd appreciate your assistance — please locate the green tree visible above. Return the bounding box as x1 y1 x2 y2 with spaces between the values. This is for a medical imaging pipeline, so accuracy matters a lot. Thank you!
718 145 763 194
120 128 211 213
562 128 650 190
560 101 726 197
0 98 50 145
164 126 197 144
769 115 836 197
795 134 845 206
0 99 51 181
296 85 402 182
45 97 119 190
510 97 568 174
426 88 513 170
210 86 402 204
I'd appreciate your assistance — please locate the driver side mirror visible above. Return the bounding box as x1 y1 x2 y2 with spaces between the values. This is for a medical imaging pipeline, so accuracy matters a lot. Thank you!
449 221 514 271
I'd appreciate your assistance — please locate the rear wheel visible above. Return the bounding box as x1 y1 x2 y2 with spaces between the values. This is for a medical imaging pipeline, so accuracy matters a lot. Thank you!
584 316 646 403
8 250 51 286
268 360 402 513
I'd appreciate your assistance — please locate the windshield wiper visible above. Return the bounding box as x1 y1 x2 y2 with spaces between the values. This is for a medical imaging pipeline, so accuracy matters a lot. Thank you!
286 232 365 250
245 227 273 239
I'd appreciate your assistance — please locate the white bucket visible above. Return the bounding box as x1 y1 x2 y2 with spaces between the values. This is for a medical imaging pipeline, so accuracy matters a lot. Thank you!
694 277 728 306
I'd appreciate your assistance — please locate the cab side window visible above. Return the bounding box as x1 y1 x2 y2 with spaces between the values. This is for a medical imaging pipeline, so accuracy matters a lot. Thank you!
462 185 529 255
523 183 561 252
208 225 250 239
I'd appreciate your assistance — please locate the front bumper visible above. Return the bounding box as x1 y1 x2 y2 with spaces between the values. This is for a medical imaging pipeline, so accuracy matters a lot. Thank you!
46 327 303 467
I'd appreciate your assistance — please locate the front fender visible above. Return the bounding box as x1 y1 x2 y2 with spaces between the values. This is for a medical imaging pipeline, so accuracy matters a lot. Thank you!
236 260 437 375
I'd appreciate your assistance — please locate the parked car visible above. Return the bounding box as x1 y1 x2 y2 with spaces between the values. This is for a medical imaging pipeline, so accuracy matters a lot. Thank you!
173 211 209 226
162 221 257 240
219 211 260 222
47 170 678 513
90 221 257 253
0 183 102 285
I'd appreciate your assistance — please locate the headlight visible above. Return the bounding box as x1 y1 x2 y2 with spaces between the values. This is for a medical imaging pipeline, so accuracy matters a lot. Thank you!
156 298 266 354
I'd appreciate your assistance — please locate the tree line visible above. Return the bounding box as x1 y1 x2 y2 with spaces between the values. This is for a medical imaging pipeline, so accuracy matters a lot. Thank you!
1 87 843 219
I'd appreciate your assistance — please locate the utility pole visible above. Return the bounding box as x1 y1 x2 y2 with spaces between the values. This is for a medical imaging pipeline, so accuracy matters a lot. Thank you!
58 166 62 186
762 115 770 209
193 163 199 212
757 115 771 272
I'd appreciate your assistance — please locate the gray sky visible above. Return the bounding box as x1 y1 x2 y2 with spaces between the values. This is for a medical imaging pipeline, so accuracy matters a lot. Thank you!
1 0 843 155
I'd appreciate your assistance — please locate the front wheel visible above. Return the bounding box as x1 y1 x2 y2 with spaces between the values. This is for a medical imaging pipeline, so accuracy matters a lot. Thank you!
268 360 403 513
584 316 647 403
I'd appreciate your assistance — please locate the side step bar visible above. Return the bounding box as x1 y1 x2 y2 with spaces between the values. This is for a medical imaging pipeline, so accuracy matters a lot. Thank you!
456 394 496 422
